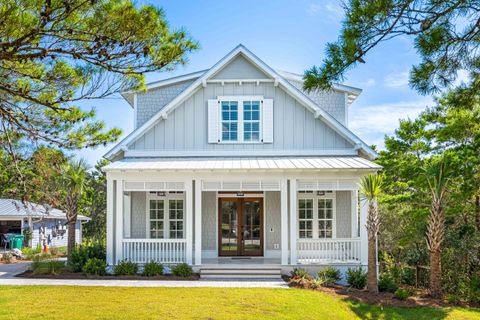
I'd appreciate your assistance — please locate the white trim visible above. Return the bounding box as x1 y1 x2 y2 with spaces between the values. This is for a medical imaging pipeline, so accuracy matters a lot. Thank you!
194 180 202 265
280 179 288 265
289 179 297 264
115 179 123 263
185 180 193 264
359 197 368 265
104 45 377 160
133 94 137 129
145 192 186 240
123 149 360 158
124 192 131 238
351 190 359 238
297 192 337 239
106 178 114 265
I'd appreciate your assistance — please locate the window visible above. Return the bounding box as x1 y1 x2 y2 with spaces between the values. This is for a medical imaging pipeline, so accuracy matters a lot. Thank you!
149 200 164 238
298 199 313 238
169 199 184 239
318 199 333 238
221 101 238 141
298 194 335 239
148 197 184 239
219 98 262 143
243 100 260 141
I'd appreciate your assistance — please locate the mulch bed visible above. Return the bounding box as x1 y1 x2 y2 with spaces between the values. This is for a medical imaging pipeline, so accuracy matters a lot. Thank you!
16 270 200 281
284 276 479 309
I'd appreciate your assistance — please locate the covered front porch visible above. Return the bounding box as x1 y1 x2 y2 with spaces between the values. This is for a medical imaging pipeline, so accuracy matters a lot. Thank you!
104 157 378 268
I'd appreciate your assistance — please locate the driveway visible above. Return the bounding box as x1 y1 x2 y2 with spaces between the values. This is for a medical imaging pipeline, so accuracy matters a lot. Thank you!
0 261 31 278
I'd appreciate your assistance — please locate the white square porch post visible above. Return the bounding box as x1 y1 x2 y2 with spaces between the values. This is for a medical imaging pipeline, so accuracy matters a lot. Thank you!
185 179 193 264
289 179 297 265
351 190 359 238
280 179 289 265
194 179 202 265
106 177 114 265
359 193 368 267
115 179 124 264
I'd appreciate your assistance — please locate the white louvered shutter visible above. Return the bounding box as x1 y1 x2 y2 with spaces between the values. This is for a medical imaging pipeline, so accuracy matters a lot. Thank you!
262 99 274 143
208 99 219 143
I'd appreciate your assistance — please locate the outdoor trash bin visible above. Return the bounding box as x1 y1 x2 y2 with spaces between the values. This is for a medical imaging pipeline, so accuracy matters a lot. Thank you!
9 235 24 249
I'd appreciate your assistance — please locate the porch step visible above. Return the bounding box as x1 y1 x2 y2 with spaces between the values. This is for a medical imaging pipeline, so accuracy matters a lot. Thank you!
200 267 282 280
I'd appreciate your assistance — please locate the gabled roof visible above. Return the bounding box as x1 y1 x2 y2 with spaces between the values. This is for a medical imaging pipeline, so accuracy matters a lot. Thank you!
0 199 91 221
105 44 378 160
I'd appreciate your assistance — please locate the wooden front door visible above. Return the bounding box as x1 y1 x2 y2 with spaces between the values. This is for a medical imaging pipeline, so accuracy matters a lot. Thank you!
218 197 263 256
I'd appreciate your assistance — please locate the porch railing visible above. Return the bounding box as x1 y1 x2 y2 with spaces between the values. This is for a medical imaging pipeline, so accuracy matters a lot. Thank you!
297 238 361 264
122 239 187 264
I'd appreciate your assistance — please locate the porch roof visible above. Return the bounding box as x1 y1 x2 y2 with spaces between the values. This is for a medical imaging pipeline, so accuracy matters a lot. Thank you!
103 156 381 171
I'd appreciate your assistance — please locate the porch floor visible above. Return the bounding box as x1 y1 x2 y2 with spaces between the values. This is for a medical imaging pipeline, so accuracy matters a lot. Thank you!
201 257 282 267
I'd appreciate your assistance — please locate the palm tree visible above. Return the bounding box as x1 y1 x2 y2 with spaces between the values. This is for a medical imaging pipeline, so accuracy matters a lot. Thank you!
359 173 384 293
423 158 450 298
62 158 89 261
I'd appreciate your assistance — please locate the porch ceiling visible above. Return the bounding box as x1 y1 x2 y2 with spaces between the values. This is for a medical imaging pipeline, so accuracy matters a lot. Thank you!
103 156 381 171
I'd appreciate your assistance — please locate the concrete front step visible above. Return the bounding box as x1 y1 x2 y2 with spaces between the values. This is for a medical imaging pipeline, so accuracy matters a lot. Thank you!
200 267 282 280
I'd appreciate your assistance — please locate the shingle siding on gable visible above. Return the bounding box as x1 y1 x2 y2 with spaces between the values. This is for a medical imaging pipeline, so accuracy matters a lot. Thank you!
288 80 347 125
136 79 196 128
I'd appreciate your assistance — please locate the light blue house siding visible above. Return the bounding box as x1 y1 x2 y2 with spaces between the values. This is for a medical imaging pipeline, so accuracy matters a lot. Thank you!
129 82 353 152
31 220 82 249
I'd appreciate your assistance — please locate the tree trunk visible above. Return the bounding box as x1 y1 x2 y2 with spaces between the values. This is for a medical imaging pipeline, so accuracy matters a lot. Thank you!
429 249 442 298
367 235 378 292
67 220 76 262
426 202 444 298
366 201 379 293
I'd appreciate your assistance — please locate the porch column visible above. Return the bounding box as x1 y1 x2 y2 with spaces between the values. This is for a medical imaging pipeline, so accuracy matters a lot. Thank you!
280 179 289 265
351 190 359 238
106 177 114 265
194 179 202 265
115 179 124 264
289 179 297 265
359 193 368 267
185 179 193 264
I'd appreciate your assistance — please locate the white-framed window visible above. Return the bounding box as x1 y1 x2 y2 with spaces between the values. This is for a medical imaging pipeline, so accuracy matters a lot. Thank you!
298 192 336 239
219 96 262 143
147 193 185 239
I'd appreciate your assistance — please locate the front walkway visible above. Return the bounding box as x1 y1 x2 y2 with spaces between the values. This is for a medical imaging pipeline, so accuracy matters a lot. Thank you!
0 262 287 288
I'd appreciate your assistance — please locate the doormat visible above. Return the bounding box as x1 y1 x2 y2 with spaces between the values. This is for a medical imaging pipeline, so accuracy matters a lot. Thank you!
231 257 252 260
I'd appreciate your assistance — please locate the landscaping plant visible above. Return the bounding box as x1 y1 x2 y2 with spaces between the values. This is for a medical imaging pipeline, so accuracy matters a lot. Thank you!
171 263 193 277
31 260 66 275
394 288 410 301
317 267 341 287
346 267 367 289
114 260 138 276
142 261 164 277
69 242 106 272
82 258 107 276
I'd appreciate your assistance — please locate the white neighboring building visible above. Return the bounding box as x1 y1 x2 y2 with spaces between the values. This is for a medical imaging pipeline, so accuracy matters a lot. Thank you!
103 45 381 277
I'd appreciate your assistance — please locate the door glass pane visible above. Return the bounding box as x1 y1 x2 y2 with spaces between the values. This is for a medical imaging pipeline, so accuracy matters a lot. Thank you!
221 200 238 253
242 200 261 254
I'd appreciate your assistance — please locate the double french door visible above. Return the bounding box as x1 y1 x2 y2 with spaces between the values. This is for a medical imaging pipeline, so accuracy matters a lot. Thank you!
218 197 263 256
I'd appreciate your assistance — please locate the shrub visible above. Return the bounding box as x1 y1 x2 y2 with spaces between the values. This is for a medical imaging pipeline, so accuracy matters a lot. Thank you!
171 263 193 277
447 294 461 304
378 273 398 293
309 278 325 289
143 261 164 277
32 253 52 262
69 242 106 272
32 260 65 275
401 267 416 286
317 267 341 287
346 267 367 289
114 260 138 276
469 275 480 303
291 268 312 280
394 288 410 300
1 252 14 264
22 247 36 260
82 258 107 276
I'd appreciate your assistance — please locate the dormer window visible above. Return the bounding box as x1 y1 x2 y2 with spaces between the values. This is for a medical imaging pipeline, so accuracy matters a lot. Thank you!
208 96 273 144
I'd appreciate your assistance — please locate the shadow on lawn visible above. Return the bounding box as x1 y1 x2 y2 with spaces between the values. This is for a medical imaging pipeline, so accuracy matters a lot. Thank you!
346 298 450 320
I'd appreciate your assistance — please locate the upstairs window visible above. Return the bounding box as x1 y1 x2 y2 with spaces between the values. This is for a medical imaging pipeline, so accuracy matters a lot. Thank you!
208 97 273 144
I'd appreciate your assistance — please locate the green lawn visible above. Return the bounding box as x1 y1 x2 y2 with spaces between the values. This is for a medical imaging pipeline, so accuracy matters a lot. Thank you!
0 286 478 320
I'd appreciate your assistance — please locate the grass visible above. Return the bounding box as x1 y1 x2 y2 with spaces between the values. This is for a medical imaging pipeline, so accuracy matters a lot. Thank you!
0 286 478 320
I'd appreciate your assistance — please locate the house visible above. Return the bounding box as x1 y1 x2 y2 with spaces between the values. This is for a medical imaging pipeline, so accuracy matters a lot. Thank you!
0 199 90 250
103 45 381 278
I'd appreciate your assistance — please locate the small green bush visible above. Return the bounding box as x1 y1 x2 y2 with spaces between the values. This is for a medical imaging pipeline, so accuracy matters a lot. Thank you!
82 258 107 275
171 263 193 277
346 267 367 289
291 268 312 280
469 275 480 303
143 261 164 277
447 294 461 304
317 267 341 287
394 288 410 300
32 260 65 275
114 260 138 276
69 242 106 272
22 247 36 260
309 278 325 289
378 273 398 293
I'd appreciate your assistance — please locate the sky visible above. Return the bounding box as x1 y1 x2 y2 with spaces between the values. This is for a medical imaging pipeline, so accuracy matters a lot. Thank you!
74 0 436 165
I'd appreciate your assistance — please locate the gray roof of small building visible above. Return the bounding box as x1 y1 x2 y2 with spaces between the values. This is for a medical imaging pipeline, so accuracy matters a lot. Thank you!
0 199 90 221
